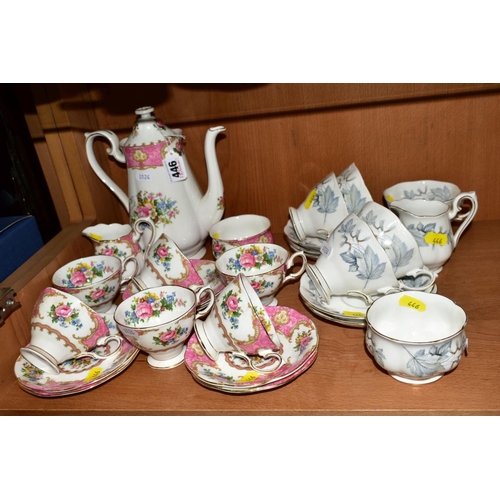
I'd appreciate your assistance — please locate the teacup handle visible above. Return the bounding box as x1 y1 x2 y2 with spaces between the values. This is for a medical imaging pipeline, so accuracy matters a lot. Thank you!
73 334 123 361
282 251 308 286
448 191 478 247
398 268 437 292
121 256 140 287
133 217 157 254
230 350 283 373
195 285 215 320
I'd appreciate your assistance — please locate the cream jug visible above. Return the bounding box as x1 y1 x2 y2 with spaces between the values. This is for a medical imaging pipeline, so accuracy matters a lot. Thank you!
390 191 478 272
85 106 226 259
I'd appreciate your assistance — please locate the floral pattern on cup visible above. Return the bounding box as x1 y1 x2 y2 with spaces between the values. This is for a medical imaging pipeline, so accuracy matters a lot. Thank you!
153 325 190 347
152 242 174 272
225 245 282 272
338 218 387 290
48 301 83 330
61 260 115 287
84 285 117 305
129 190 180 226
124 290 186 327
220 289 243 329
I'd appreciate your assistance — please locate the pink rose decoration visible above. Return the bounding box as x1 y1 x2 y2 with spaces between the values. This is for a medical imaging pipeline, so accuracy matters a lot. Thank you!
91 289 105 300
70 271 87 286
103 248 114 256
300 336 311 349
135 301 153 319
55 304 73 318
213 242 223 254
239 252 256 268
159 329 176 342
251 281 261 290
137 206 151 218
156 246 169 258
226 295 239 312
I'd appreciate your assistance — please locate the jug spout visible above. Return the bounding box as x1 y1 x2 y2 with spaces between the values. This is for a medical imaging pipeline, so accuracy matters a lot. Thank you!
198 126 226 232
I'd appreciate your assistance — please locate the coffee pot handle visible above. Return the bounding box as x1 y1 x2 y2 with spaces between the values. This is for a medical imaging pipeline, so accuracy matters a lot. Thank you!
448 191 478 246
85 130 129 212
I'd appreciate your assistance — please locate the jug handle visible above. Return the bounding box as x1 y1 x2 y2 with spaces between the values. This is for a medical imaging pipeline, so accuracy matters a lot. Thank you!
448 191 478 246
85 130 129 212
133 217 157 254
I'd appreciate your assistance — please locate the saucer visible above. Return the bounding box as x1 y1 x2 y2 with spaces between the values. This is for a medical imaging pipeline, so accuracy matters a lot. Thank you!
15 308 140 397
284 220 324 251
192 349 318 394
299 273 438 328
185 305 319 392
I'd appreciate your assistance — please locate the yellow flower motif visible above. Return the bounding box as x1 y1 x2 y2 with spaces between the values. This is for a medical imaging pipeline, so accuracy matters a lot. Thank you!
192 342 205 357
273 309 290 325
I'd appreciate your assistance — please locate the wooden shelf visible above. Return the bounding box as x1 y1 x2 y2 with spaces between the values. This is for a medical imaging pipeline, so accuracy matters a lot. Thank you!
2 220 498 415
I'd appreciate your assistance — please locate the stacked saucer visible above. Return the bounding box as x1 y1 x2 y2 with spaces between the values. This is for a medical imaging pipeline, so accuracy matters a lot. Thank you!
284 220 322 259
185 305 319 393
299 274 369 327
15 306 140 397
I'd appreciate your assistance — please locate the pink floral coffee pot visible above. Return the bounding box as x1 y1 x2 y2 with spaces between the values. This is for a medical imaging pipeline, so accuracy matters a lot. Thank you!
85 106 226 259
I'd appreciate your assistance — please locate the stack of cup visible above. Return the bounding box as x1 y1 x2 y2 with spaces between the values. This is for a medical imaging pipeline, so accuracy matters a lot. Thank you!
286 163 373 258
305 208 437 306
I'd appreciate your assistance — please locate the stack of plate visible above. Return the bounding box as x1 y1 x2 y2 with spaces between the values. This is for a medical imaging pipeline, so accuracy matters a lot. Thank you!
184 305 319 393
299 274 369 327
284 220 322 259
299 273 439 328
15 306 140 397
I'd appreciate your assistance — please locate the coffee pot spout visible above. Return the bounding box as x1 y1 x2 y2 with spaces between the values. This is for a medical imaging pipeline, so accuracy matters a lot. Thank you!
198 126 226 232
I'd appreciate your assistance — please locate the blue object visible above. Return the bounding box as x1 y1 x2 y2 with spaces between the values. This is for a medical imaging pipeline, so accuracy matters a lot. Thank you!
0 215 44 282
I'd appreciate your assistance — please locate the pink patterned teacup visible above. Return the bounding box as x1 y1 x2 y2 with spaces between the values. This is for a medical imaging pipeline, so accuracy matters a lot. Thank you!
127 233 205 294
194 273 283 372
114 285 214 369
215 243 307 306
52 255 138 313
20 287 122 375
209 214 274 259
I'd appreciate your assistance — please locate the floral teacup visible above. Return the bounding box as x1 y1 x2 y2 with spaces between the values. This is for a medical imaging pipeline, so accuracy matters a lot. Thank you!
20 287 122 375
52 255 137 313
209 214 274 259
131 233 205 292
215 243 307 306
194 273 283 372
114 285 214 369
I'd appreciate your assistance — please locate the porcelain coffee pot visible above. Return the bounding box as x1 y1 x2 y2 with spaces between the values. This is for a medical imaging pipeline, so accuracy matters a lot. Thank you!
85 106 226 259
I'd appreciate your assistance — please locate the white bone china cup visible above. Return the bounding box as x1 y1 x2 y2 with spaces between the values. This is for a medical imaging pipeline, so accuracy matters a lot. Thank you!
215 243 307 306
20 287 122 375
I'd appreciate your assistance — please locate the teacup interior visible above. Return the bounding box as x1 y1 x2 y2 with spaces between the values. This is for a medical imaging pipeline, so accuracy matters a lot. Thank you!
216 244 286 276
367 292 466 343
52 256 120 288
115 286 195 328
210 214 270 240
